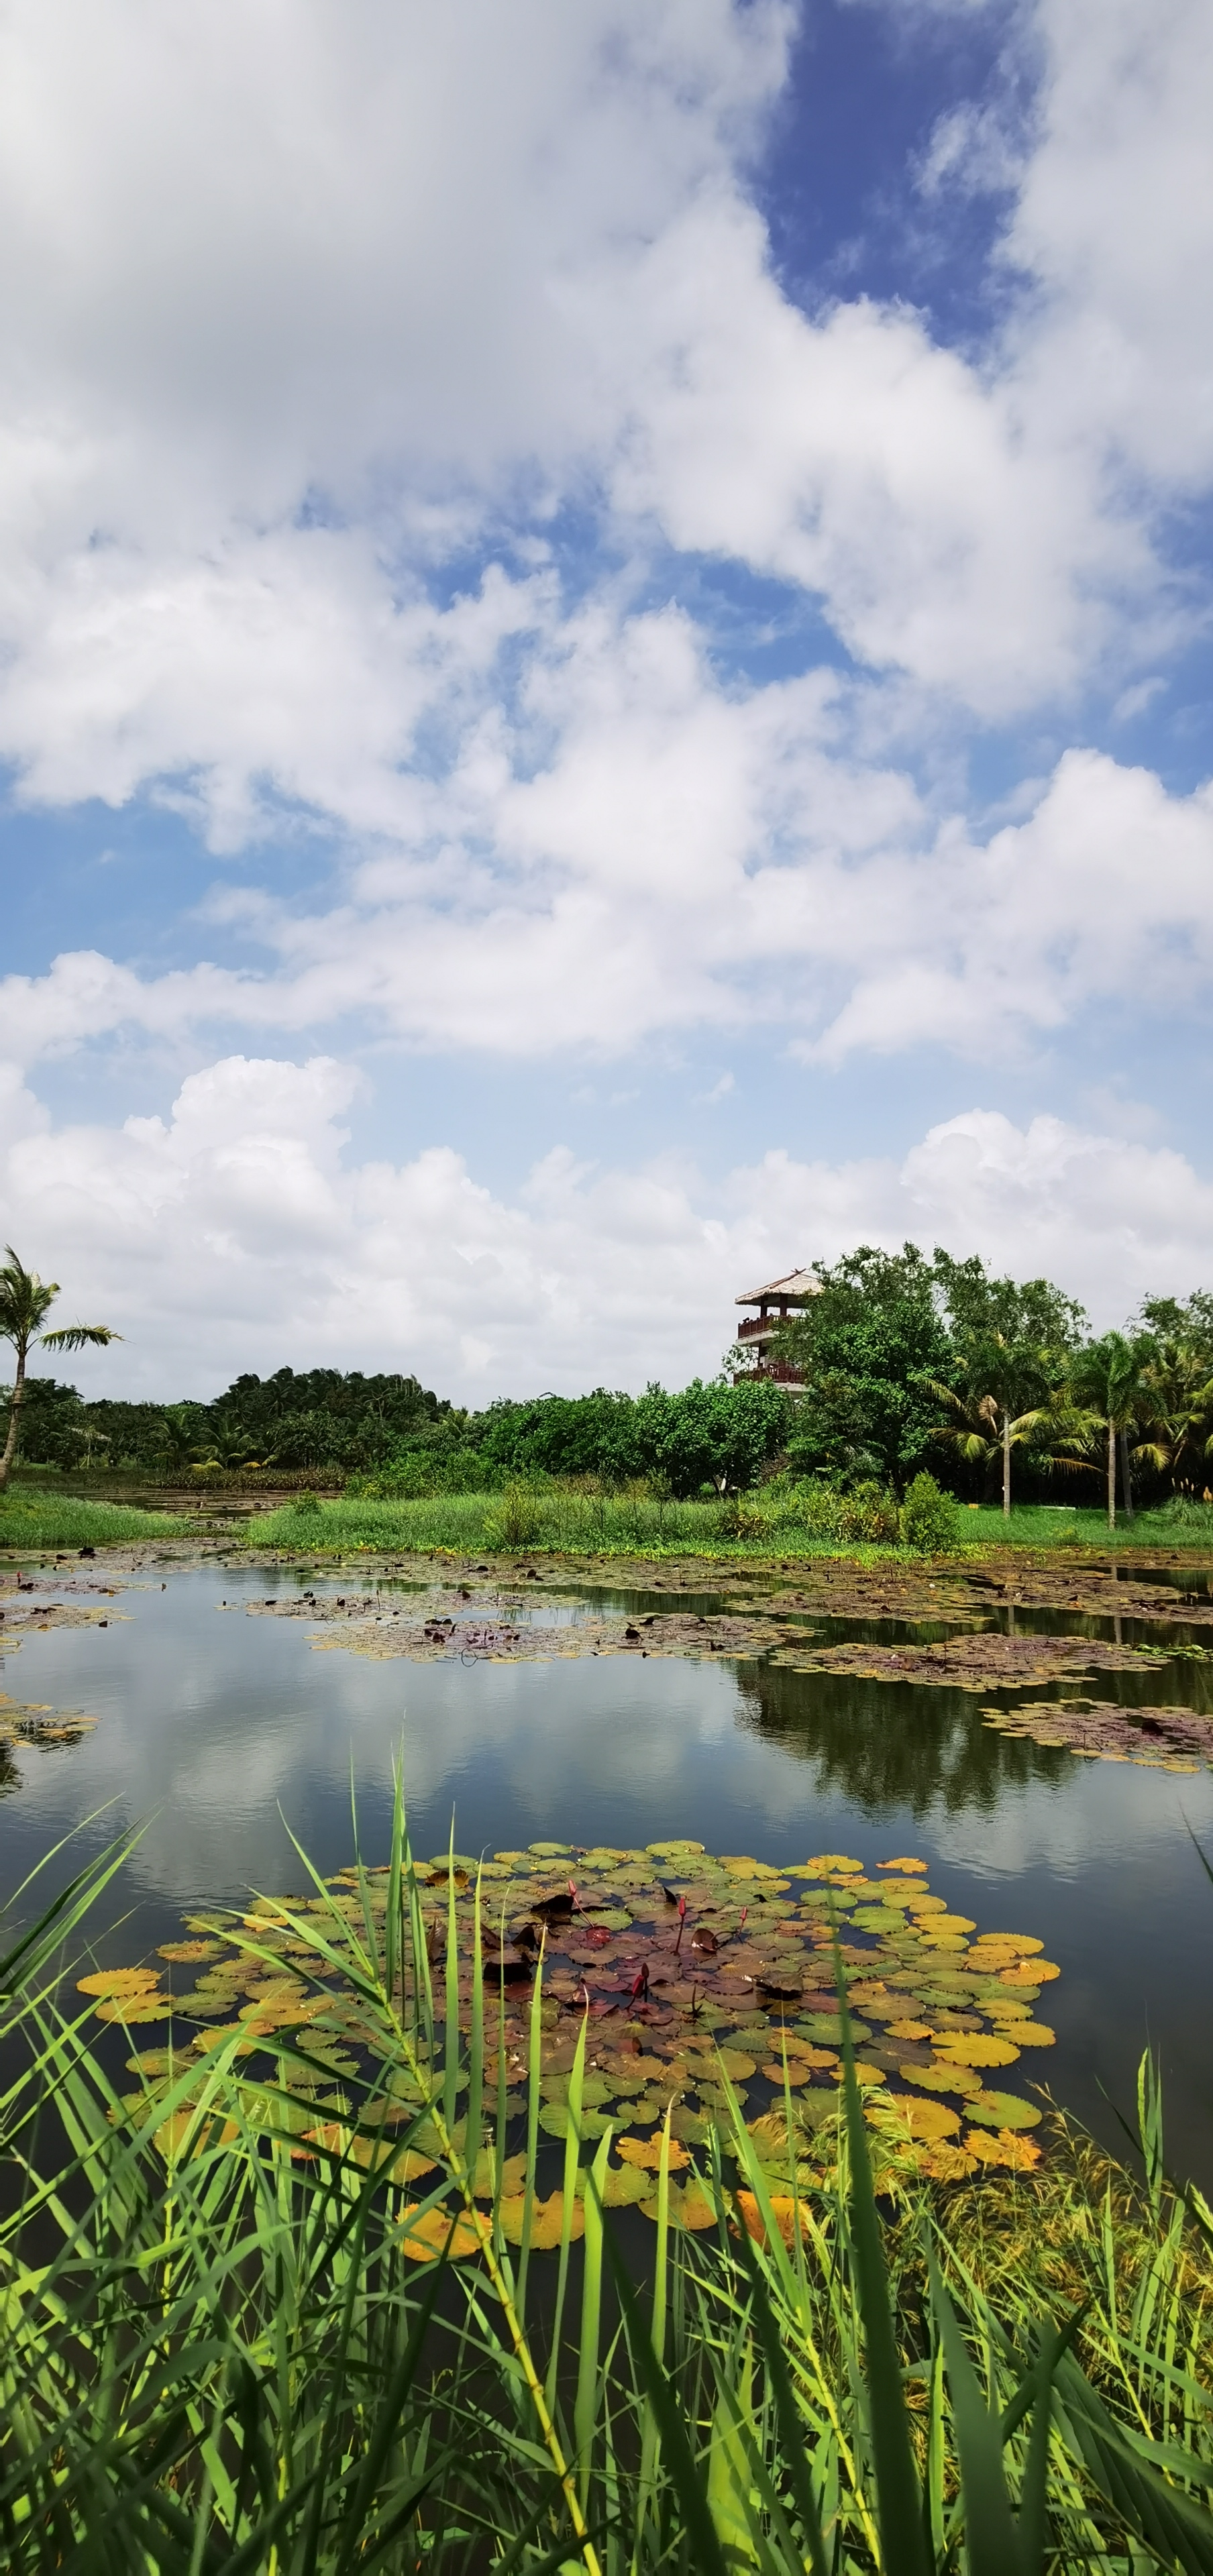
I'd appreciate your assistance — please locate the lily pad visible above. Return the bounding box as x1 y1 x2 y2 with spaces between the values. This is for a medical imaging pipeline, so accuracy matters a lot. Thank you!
964 2090 1042 2131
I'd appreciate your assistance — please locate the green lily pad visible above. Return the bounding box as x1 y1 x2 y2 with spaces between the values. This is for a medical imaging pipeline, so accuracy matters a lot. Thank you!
964 2090 1042 2131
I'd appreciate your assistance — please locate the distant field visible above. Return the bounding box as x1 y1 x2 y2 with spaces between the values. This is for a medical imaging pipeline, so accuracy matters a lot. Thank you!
248 1490 1208 1558
0 1493 195 1550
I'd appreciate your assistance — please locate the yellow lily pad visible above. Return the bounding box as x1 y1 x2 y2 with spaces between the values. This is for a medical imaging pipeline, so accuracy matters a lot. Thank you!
94 1995 175 2024
964 2128 1043 2170
616 2133 690 2171
880 2094 961 2141
397 2203 493 2262
78 1967 160 1998
496 2190 585 2247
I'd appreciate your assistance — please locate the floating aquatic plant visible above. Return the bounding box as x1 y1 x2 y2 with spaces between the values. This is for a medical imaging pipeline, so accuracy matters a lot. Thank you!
80 1833 1055 2195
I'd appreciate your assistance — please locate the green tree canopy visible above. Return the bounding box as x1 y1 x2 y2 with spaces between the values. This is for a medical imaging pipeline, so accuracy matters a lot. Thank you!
779 1244 951 1493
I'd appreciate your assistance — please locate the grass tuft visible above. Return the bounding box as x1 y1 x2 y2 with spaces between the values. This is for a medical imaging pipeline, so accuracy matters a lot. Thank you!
4 1791 1213 2571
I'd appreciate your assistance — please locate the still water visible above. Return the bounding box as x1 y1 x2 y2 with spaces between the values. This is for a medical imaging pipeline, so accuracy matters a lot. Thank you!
4 1559 1213 2182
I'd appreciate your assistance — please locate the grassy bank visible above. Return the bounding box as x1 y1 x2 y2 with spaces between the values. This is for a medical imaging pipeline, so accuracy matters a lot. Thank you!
4 1811 1213 2570
247 1487 1208 1560
0 1490 197 1549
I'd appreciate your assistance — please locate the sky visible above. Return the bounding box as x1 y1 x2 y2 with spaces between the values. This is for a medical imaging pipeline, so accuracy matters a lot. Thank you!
1 0 1212 1402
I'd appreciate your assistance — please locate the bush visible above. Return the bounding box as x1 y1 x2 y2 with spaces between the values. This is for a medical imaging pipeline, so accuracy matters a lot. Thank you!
482 1480 547 1549
770 1478 900 1546
899 1470 963 1554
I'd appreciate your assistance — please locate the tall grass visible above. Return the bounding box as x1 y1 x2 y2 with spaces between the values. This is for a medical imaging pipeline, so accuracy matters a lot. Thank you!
4 1788 1213 2570
250 1486 1201 1560
0 1491 196 1549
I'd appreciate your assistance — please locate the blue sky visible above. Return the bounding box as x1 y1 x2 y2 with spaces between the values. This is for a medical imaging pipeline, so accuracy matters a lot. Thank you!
1 0 1212 1399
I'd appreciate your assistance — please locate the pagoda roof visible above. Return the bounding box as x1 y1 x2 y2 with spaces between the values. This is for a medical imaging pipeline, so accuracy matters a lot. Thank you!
735 1268 821 1308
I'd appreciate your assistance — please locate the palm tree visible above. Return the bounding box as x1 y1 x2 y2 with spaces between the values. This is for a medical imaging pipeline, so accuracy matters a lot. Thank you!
1066 1331 1156 1529
1132 1336 1213 1497
930 1330 1063 1517
0 1250 120 1493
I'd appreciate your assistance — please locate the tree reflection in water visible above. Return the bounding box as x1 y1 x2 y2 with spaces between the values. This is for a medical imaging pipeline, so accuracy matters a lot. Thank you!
733 1658 1070 1819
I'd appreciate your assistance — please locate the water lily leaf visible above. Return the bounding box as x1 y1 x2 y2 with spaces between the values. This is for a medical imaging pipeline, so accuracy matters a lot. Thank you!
157 1940 223 1964
932 2033 1020 2068
964 2128 1043 2169
879 1856 928 1872
829 2061 886 2088
1000 1960 1059 1986
804 1854 862 1873
964 2090 1042 2130
539 2103 611 2140
397 2203 492 2262
735 2190 812 2250
154 2108 239 2158
616 2132 690 2171
595 2161 650 2206
126 2049 178 2077
1004 2022 1055 2047
888 2020 933 2042
903 2062 981 2098
879 2094 961 2141
918 2141 980 2181
78 1967 160 1997
95 1994 175 2023
470 2149 527 2198
641 2179 717 2230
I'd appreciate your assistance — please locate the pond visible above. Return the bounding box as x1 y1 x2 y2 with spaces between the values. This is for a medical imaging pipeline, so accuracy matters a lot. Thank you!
3 1552 1213 2186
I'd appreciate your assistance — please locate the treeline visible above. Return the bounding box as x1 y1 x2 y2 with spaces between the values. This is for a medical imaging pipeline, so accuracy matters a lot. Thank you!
10 1244 1213 1513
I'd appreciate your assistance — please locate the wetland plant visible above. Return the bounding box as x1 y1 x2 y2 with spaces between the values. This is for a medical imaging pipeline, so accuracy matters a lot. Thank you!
4 1796 1213 2569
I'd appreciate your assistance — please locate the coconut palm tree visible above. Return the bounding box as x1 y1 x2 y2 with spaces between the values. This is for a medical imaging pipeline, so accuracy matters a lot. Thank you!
929 1329 1066 1517
1066 1330 1156 1529
0 1250 120 1492
1132 1335 1213 1497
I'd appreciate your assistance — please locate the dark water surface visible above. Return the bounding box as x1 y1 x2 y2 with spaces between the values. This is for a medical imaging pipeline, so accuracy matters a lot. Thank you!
4 1560 1213 2185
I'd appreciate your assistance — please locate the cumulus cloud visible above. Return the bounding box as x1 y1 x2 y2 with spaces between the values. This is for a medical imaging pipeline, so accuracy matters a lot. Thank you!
3 726 1210 1071
0 0 1204 852
2 1053 1209 1398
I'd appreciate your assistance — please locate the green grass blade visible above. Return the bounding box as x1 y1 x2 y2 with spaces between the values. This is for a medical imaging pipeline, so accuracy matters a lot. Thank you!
835 1937 932 2576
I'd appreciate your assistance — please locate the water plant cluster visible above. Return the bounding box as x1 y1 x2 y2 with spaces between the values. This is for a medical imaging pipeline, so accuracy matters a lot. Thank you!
5 1803 1213 2570
79 1841 1057 2190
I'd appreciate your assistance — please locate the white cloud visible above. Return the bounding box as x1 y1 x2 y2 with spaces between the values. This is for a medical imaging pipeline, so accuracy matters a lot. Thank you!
0 0 1204 855
3 1053 1210 1398
3 722 1210 1073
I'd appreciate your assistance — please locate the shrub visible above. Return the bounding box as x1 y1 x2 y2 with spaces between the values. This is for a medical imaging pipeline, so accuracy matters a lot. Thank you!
899 1470 963 1554
770 1478 899 1546
482 1480 547 1549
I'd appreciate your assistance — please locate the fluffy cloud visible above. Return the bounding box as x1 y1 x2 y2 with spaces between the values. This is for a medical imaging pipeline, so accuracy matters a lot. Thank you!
3 1053 1210 1398
0 0 1205 851
3 714 1211 1070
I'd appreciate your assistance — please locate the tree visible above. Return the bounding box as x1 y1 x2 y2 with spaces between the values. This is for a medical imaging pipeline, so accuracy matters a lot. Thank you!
1066 1331 1157 1529
778 1244 951 1493
1131 1297 1213 1499
0 1250 120 1491
931 1254 1087 1517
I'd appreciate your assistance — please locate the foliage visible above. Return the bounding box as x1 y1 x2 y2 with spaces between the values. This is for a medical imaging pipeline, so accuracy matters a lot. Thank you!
1065 1332 1158 1528
6 1364 459 1479
899 1472 963 1554
0 1247 119 1492
474 1379 793 1497
0 1492 196 1546
780 1245 953 1493
5 1802 1213 2572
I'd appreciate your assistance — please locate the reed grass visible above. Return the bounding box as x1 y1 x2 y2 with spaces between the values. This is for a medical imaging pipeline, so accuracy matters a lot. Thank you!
249 1487 1198 1561
0 1491 195 1549
4 1786 1213 2571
